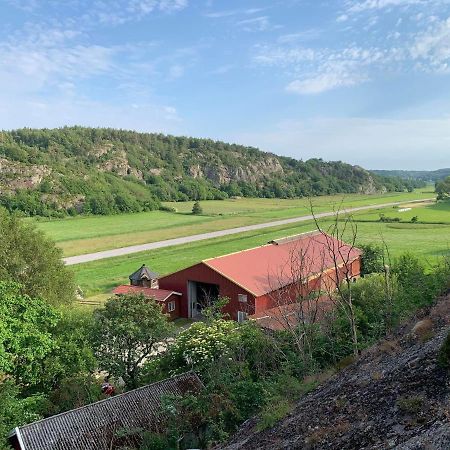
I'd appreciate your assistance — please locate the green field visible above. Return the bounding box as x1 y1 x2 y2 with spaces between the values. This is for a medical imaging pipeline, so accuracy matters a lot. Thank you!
72 200 450 299
34 189 434 257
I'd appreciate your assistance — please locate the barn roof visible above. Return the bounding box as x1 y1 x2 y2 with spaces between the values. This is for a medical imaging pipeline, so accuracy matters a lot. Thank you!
202 231 362 297
10 372 202 450
112 285 181 302
129 264 158 282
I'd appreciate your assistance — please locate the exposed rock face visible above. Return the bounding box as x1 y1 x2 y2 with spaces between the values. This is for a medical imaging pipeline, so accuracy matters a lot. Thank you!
222 295 450 450
96 149 144 180
0 158 51 192
190 156 284 185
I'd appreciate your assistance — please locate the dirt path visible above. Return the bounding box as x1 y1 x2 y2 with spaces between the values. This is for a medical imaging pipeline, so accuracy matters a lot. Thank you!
63 198 435 266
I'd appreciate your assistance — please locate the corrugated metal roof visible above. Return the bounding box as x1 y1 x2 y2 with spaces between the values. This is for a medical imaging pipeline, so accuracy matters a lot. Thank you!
203 231 362 297
13 372 202 450
112 285 181 302
129 264 159 282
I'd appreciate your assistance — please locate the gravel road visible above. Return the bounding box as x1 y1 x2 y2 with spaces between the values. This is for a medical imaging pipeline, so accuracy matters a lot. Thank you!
64 198 433 266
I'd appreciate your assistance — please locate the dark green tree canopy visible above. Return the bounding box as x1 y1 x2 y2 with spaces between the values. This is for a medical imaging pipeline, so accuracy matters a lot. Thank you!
0 208 75 305
436 176 450 200
0 281 59 385
92 293 174 388
192 201 203 215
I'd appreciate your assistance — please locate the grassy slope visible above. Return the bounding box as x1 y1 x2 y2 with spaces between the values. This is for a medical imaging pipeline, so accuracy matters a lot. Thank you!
72 200 450 298
34 190 433 257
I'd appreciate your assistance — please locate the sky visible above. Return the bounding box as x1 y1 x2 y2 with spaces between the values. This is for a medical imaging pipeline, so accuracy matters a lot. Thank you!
1 0 450 170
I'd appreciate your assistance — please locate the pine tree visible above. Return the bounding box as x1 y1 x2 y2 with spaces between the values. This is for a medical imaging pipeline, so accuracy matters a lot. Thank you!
192 201 203 215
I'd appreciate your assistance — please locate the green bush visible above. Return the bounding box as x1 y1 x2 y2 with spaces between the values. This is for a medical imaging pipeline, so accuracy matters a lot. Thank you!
438 331 450 368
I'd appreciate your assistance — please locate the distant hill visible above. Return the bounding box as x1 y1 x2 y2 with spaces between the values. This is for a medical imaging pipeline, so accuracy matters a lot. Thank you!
0 127 424 217
222 295 450 450
373 168 450 182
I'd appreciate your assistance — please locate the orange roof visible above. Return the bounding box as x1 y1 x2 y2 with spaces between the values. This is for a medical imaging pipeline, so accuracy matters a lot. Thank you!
202 231 361 297
112 285 181 302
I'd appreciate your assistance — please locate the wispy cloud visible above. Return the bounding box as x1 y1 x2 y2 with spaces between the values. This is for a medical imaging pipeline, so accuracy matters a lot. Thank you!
237 16 276 32
254 44 391 94
411 17 450 72
345 0 429 14
253 0 450 95
204 8 265 19
90 0 188 25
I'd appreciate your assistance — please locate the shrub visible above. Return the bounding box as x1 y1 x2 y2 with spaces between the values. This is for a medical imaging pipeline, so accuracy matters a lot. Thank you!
192 201 203 215
257 398 291 431
396 395 425 415
438 331 450 368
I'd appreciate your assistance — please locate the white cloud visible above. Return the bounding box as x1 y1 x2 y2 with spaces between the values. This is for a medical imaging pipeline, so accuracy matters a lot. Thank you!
168 64 185 79
277 29 322 43
411 17 450 72
204 8 265 19
232 117 450 170
337 14 349 22
254 43 393 94
237 16 277 32
345 0 426 14
0 25 118 92
286 68 367 94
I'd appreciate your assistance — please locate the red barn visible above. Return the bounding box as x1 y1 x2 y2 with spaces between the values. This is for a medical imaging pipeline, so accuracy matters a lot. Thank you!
158 231 362 322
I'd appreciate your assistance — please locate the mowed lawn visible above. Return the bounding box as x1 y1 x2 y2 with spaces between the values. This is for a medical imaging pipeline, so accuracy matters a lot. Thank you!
73 200 450 298
34 189 434 257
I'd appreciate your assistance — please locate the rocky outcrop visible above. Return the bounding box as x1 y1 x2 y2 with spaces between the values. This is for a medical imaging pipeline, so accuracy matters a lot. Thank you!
222 294 450 450
0 158 51 192
96 149 143 180
190 156 284 185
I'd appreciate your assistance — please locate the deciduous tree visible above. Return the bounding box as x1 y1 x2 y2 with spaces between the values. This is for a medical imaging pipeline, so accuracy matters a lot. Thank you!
0 208 75 306
92 294 174 388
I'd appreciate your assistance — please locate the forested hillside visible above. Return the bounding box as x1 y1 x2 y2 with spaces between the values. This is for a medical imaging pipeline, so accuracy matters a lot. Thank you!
373 168 450 182
0 127 424 217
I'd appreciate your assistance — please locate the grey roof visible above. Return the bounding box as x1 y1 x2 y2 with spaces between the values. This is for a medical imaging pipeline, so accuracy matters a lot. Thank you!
129 264 159 282
12 372 202 450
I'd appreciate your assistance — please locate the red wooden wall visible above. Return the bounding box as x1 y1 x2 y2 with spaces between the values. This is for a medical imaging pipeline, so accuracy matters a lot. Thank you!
159 263 256 320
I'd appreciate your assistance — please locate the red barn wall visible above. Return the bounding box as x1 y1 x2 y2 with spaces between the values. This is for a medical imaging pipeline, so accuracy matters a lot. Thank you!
159 263 256 320
160 293 180 320
255 256 362 314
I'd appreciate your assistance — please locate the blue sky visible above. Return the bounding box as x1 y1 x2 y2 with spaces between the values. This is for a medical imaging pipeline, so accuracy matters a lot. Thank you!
1 0 450 170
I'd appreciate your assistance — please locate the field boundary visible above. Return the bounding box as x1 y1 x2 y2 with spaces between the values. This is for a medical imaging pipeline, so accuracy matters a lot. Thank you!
64 198 435 266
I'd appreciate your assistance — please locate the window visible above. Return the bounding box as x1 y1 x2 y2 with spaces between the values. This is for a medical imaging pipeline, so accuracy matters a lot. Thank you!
167 301 176 312
237 311 247 323
238 294 247 303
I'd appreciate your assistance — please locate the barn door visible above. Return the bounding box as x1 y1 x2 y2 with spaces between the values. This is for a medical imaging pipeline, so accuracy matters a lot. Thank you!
188 281 197 318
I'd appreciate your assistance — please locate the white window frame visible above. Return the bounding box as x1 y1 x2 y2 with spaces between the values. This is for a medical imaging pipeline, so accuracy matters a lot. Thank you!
238 293 248 303
167 300 176 313
237 311 247 323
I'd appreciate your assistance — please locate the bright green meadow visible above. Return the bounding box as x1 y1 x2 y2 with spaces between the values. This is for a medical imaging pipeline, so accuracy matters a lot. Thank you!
34 189 433 257
71 199 450 300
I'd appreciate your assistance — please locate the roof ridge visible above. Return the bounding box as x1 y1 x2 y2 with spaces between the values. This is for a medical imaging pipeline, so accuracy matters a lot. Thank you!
268 230 322 245
19 372 201 431
202 242 272 262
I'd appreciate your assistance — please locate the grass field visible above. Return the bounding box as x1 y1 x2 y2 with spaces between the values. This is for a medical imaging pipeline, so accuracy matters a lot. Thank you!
72 199 450 299
33 189 434 257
